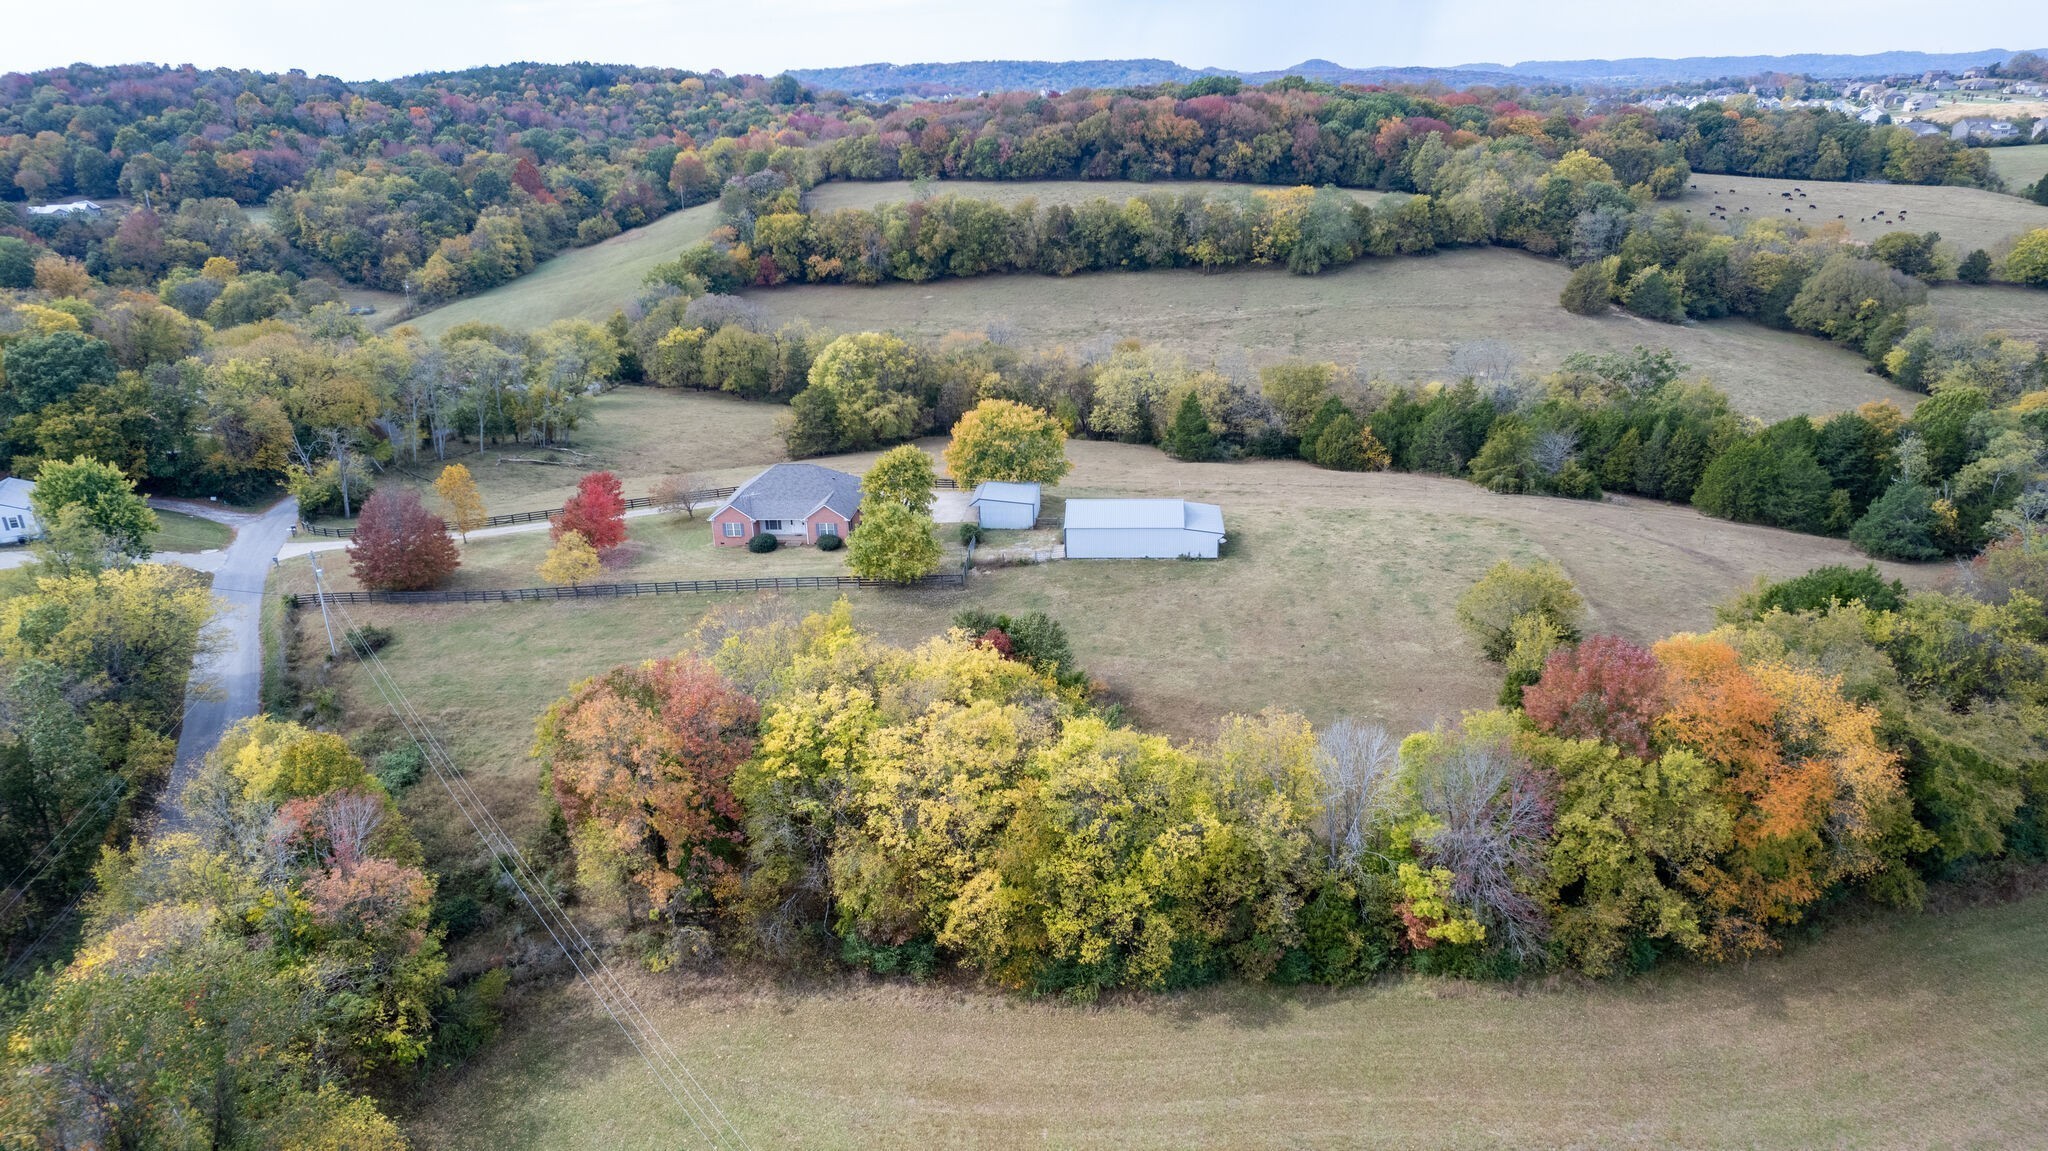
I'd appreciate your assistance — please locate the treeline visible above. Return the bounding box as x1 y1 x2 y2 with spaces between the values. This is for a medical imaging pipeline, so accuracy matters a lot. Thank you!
3 65 1999 304
532 567 2048 993
0 268 623 512
1 718 498 1147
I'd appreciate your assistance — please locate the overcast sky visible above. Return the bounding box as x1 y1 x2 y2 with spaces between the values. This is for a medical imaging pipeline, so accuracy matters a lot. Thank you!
7 0 2043 80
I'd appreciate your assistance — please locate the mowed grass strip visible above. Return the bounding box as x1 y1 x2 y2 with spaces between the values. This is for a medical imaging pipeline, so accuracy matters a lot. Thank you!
749 247 1920 422
405 202 724 338
395 888 2048 1150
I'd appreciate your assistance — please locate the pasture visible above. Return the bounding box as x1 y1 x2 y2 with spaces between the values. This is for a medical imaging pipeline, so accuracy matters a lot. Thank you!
399 885 2048 1149
1672 171 2048 252
805 178 1394 213
1930 283 2048 343
293 430 1932 864
748 247 1919 421
1981 143 2048 194
405 202 724 337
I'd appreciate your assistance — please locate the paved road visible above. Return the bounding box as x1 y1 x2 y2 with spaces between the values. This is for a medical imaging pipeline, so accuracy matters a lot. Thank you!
162 498 300 824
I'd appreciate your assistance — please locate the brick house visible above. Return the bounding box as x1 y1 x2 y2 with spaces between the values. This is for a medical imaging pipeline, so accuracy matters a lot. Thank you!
709 462 863 547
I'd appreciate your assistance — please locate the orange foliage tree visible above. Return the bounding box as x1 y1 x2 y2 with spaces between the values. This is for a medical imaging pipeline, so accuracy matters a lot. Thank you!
537 655 758 923
1651 635 1908 957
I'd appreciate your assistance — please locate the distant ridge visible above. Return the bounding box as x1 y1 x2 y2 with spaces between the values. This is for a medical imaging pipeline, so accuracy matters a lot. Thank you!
789 48 2046 95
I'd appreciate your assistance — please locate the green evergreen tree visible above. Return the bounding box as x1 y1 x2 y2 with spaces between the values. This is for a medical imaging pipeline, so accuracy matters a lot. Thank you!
1162 390 1218 461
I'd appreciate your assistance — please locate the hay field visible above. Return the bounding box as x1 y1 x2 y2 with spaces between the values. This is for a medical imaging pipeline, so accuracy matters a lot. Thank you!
1980 144 2048 193
396 886 2048 1150
1930 283 2048 343
405 203 723 337
805 178 1393 213
1672 171 2048 251
749 247 1919 421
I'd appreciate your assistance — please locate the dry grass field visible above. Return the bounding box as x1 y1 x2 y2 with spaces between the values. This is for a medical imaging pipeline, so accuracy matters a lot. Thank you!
1672 171 2048 252
1929 282 2048 343
405 202 724 337
805 178 1393 213
1921 98 2048 124
749 247 1918 421
396 887 2048 1149
1979 143 2048 194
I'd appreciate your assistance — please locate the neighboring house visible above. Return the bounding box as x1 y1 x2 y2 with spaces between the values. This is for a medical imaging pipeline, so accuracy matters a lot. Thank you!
0 477 40 545
1063 498 1224 560
969 481 1041 530
708 462 862 547
26 200 101 217
1900 94 1939 113
1900 120 1947 137
1857 105 1888 124
1950 117 2019 141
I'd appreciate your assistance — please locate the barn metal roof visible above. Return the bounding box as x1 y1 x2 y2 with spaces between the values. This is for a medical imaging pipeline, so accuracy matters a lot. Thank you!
1063 498 1224 534
969 481 1041 506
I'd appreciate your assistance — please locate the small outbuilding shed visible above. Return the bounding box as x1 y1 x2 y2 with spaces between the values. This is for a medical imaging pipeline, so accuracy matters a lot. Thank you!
0 477 41 545
1063 498 1224 559
969 481 1041 529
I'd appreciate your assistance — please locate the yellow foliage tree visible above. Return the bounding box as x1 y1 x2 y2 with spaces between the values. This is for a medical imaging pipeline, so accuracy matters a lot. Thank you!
540 529 600 586
433 462 488 540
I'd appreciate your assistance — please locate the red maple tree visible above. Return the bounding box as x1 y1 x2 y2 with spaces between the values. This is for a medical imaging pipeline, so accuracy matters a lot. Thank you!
348 488 459 591
552 470 628 552
1521 635 1666 756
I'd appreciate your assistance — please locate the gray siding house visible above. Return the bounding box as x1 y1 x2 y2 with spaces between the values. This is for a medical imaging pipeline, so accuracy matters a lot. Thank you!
0 477 40 545
969 481 1041 529
1063 498 1224 559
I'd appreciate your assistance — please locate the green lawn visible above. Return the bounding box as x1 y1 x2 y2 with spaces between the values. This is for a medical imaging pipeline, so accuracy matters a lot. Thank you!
147 509 234 553
1981 143 2048 196
396 887 2048 1149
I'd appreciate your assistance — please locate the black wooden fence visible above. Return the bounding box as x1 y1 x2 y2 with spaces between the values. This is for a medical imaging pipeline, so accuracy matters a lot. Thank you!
301 569 967 606
300 476 961 538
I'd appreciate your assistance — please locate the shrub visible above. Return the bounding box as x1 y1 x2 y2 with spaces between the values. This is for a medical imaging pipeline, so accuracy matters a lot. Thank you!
343 623 395 656
1755 564 1906 615
817 531 844 552
374 746 426 792
747 531 779 554
957 522 982 546
1559 260 1614 315
1957 248 1993 284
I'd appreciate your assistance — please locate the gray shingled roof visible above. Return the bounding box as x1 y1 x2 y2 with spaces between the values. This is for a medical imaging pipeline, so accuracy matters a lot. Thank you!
1064 498 1224 534
715 463 863 522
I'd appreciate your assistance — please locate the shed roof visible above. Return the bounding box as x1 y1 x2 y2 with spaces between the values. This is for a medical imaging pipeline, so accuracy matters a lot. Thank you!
0 477 34 510
969 481 1041 506
715 463 862 522
1064 498 1224 535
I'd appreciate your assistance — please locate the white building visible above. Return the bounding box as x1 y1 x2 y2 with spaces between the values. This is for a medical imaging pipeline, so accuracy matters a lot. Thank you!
968 481 1042 530
1063 498 1225 560
0 477 41 545
26 200 101 217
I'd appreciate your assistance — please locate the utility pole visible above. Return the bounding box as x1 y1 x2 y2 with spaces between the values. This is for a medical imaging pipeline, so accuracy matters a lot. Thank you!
308 555 340 659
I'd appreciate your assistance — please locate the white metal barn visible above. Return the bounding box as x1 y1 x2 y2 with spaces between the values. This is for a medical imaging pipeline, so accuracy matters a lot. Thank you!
969 481 1042 529
1063 498 1224 559
0 477 41 545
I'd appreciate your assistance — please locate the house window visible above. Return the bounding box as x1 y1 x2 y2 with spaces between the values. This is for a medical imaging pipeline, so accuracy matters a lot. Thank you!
816 522 837 537
722 521 744 538
3 517 17 530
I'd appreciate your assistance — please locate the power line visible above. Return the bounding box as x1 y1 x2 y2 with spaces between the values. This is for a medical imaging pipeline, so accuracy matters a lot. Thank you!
0 776 126 924
318 577 753 1150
